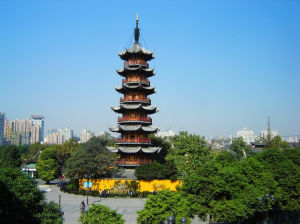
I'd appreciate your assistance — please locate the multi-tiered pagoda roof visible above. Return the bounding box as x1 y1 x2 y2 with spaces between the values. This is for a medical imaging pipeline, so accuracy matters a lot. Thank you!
107 15 160 166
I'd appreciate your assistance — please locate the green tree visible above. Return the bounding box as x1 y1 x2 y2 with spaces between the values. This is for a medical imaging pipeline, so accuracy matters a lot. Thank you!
166 131 211 178
183 155 279 223
64 136 118 180
256 148 300 211
79 204 125 224
137 190 197 224
149 134 171 163
267 135 289 149
230 138 253 159
23 143 48 163
55 139 81 168
36 148 59 183
0 145 22 168
0 168 63 224
36 201 64 224
135 161 176 180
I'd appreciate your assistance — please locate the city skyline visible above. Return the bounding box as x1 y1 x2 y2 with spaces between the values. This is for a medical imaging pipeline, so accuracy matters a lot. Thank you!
1 1 299 137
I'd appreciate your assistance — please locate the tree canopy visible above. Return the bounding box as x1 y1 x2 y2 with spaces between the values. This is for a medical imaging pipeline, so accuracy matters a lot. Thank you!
64 136 119 179
137 190 197 224
230 138 253 159
36 148 60 183
0 168 63 224
79 204 124 224
135 161 177 180
0 145 21 168
166 131 211 178
55 139 81 168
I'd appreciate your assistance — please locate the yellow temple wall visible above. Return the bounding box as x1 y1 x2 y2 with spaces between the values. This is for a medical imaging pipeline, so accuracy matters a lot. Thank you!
79 179 182 192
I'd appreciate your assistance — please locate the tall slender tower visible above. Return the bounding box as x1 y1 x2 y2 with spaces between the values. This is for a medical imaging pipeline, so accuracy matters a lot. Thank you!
0 112 5 145
107 16 160 167
267 116 271 143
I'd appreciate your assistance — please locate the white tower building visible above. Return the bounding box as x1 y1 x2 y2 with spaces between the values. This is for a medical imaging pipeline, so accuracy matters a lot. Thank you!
236 128 255 145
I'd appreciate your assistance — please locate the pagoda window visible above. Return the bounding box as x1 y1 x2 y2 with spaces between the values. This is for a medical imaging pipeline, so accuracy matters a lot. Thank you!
130 113 135 118
130 134 135 140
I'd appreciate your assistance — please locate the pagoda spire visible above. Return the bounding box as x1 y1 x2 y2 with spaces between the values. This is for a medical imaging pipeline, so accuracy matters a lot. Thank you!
134 13 140 43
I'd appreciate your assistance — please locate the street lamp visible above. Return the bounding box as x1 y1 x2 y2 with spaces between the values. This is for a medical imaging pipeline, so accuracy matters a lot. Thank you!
84 174 91 205
167 216 175 224
162 216 187 224
180 217 187 223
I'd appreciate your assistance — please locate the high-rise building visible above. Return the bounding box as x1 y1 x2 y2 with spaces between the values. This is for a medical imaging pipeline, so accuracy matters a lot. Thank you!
58 127 73 142
107 16 160 167
3 115 45 145
156 130 176 138
45 132 64 145
31 115 45 143
30 125 41 144
80 129 95 143
4 118 32 145
260 130 279 140
0 112 5 145
236 128 255 145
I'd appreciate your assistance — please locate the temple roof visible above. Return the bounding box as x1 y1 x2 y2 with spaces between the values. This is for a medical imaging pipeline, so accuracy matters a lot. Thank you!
251 138 267 147
109 125 158 133
111 104 158 114
118 43 155 61
106 146 161 154
115 83 155 95
117 66 155 77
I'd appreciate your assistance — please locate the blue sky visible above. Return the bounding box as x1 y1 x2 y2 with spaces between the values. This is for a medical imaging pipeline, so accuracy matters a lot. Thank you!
1 0 299 137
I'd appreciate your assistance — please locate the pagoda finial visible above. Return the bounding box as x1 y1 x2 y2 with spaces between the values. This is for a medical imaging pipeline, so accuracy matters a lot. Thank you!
134 13 140 43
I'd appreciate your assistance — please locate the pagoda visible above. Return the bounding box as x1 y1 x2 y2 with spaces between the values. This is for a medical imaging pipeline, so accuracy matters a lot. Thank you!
107 15 160 167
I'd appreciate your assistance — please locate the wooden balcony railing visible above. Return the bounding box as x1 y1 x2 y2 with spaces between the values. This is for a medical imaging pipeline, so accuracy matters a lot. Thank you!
124 59 148 67
120 97 151 104
118 116 152 123
122 78 150 85
116 138 151 144
115 159 152 166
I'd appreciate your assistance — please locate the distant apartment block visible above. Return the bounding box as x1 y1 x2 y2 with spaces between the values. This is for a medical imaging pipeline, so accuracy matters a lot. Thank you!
260 129 279 140
0 112 5 145
31 115 45 143
80 128 95 143
45 127 73 145
236 128 255 145
45 131 64 145
4 115 45 145
58 127 73 142
156 130 176 138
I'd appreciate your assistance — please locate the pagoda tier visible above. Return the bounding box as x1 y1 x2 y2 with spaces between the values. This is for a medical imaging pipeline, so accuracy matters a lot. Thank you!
107 15 160 167
111 104 158 114
117 66 155 78
110 125 158 133
115 83 155 95
107 146 160 153
118 43 154 61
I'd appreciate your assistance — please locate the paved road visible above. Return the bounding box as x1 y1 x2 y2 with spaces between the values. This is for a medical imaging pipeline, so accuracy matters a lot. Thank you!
40 181 204 224
43 184 146 224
